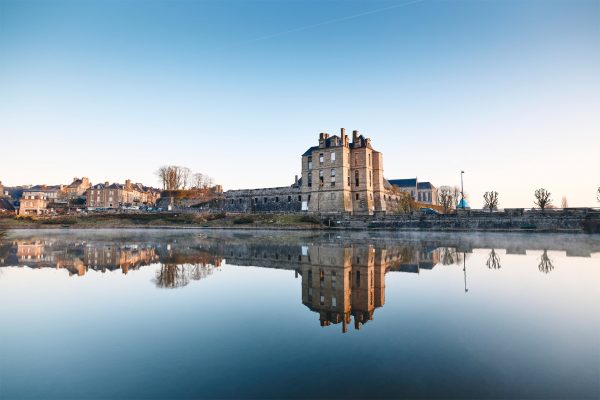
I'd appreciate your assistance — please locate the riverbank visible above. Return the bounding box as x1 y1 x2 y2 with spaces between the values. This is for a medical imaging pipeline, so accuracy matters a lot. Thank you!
0 213 323 230
1 210 599 233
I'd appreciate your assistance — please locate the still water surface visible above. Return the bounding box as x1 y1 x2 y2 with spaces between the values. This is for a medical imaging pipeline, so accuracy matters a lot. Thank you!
0 229 599 399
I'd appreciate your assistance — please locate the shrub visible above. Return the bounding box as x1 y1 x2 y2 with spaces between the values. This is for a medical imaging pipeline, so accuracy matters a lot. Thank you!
233 216 254 224
298 215 320 224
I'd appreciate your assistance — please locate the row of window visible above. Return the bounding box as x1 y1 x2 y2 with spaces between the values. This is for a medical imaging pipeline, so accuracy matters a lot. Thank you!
307 169 372 188
307 152 373 170
229 195 302 204
307 152 336 170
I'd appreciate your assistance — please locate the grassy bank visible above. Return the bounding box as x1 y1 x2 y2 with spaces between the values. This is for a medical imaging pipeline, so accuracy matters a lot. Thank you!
0 213 323 229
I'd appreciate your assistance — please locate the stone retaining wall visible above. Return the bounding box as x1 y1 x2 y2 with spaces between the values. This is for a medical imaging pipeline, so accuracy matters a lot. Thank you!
223 187 302 213
323 208 600 233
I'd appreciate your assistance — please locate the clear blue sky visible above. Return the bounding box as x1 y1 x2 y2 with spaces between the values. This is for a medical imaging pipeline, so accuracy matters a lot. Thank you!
1 0 598 207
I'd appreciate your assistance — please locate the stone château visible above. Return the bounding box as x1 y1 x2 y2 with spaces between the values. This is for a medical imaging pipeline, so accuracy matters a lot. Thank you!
224 129 407 215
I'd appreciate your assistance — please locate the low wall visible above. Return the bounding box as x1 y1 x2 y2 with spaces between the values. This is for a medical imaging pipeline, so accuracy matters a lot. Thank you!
223 187 302 213
325 208 600 233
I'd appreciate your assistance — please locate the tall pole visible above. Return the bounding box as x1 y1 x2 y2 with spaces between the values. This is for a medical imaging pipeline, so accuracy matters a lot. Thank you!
460 170 465 208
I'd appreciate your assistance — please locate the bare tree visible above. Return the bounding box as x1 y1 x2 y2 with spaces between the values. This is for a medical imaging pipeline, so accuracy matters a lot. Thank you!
453 186 462 207
180 167 191 190
534 188 552 210
156 166 214 190
192 173 206 189
438 186 455 213
561 196 568 209
486 249 501 269
538 250 554 274
156 165 184 190
395 192 417 213
483 191 499 212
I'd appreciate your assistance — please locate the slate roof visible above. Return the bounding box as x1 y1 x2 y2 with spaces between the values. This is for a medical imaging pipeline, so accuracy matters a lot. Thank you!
417 182 435 190
68 179 82 188
24 185 61 193
388 178 417 188
0 198 15 211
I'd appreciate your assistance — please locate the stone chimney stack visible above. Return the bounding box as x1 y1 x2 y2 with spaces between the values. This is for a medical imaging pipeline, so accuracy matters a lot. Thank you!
340 128 347 145
125 179 131 189
105 181 109 186
294 175 298 186
352 130 359 143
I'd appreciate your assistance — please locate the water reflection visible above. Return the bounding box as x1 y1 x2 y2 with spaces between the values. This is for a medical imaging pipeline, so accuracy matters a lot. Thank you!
539 250 554 274
1 230 599 332
486 249 501 269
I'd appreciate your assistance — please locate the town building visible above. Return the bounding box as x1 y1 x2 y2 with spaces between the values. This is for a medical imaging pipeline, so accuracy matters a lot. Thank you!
65 177 91 200
388 178 438 205
86 180 160 209
18 185 63 215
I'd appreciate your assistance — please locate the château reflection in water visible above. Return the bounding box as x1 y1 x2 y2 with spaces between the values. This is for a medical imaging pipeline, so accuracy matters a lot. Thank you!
1 230 599 333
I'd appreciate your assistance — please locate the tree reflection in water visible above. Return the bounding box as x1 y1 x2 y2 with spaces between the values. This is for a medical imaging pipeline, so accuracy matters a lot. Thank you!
155 263 217 289
486 249 501 269
440 248 466 266
538 250 554 274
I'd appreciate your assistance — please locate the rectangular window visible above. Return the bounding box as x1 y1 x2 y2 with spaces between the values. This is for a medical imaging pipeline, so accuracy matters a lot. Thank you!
307 173 312 187
320 295 325 306
298 195 302 201
331 152 336 161
319 170 324 186
275 197 279 202
264 197 267 203
332 297 337 307
288 196 291 202
319 153 324 164
331 169 336 177
308 156 312 170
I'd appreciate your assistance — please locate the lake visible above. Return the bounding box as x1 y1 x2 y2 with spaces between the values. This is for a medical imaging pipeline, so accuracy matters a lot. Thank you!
0 229 599 399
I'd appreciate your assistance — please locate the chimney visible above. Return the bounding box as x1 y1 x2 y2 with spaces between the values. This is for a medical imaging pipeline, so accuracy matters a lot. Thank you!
294 175 298 186
125 179 131 189
352 130 359 143
105 181 109 186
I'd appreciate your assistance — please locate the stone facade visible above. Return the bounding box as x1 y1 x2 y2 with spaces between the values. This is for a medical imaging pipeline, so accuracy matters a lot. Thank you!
223 186 302 213
86 180 160 209
300 129 387 215
65 177 91 200
19 186 62 215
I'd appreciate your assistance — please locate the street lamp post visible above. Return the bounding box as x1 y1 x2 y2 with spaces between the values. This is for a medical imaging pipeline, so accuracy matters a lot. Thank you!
460 170 465 208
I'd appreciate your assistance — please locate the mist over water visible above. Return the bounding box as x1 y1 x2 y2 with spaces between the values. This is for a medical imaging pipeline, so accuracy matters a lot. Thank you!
1 229 598 399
